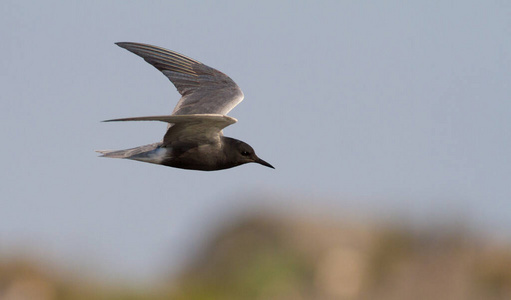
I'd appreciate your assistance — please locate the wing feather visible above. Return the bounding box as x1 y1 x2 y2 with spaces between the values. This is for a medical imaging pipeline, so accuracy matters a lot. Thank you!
116 42 244 115
103 114 237 145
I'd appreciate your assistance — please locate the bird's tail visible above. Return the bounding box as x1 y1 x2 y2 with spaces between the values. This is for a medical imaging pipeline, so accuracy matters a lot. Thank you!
96 143 162 159
96 149 130 158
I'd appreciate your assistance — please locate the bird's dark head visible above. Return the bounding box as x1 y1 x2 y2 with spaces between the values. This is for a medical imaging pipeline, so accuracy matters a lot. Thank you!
225 138 274 169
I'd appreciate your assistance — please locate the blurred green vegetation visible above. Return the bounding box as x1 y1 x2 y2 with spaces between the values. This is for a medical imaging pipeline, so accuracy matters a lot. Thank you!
1 215 511 300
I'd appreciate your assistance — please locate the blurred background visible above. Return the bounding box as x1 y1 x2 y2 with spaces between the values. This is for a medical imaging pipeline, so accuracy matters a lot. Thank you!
1 1 510 299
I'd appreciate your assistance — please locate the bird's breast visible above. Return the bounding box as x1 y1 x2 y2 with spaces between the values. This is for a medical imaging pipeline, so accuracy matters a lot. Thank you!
163 142 225 171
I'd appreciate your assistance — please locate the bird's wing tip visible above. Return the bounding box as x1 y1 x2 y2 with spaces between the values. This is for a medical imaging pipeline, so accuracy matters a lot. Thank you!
226 115 238 123
115 42 134 49
95 150 108 157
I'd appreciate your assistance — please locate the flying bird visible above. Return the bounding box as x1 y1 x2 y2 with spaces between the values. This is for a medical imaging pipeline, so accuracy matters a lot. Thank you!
97 42 274 171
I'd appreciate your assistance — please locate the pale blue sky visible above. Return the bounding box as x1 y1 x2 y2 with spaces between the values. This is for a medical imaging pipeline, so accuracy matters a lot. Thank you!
1 1 510 283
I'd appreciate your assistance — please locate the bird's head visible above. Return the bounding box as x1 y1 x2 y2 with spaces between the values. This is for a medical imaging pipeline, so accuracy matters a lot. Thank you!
226 138 274 169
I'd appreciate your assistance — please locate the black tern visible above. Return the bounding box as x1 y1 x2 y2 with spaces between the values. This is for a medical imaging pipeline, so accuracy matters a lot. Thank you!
97 42 274 171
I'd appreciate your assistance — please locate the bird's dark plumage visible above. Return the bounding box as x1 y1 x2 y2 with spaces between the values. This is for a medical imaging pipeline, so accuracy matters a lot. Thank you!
98 42 273 171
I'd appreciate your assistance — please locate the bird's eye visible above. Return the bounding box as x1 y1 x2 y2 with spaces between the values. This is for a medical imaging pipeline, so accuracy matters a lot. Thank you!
241 151 250 156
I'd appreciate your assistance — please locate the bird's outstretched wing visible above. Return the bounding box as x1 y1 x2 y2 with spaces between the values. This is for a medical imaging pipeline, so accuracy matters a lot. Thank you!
104 114 237 145
116 42 244 116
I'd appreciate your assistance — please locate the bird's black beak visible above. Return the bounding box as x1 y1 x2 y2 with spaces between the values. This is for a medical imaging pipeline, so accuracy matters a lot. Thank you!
255 157 275 169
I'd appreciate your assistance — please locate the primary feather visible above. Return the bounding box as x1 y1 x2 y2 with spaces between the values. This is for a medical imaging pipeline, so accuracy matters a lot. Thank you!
116 42 244 116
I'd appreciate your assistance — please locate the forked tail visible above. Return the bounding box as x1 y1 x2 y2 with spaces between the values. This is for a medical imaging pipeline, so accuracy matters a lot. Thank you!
96 143 162 159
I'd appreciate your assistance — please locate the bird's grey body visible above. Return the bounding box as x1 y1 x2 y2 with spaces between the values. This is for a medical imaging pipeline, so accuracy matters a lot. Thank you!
98 42 273 171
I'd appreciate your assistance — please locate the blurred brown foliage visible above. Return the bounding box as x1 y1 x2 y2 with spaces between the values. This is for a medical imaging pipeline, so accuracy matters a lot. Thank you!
2 215 511 300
